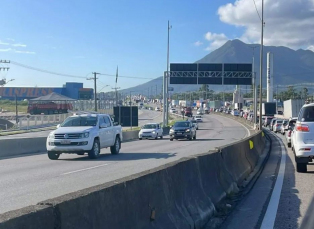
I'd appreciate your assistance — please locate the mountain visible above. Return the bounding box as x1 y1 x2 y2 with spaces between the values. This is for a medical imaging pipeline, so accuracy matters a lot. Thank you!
119 39 314 95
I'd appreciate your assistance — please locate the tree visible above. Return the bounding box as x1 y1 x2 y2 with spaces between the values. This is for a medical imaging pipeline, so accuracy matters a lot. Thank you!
199 84 209 92
302 87 308 100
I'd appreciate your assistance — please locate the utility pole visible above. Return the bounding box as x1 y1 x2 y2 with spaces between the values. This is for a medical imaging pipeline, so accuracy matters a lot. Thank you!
276 85 279 114
250 46 258 124
0 60 11 87
15 95 18 124
130 91 133 130
0 60 10 71
87 72 100 112
165 20 172 126
259 0 264 130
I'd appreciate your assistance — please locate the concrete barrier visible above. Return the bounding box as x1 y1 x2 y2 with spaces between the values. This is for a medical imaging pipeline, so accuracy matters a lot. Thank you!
0 128 171 158
0 205 54 229
0 137 47 157
0 131 267 229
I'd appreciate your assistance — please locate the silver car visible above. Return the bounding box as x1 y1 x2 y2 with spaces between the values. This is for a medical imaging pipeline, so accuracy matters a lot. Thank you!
285 125 295 148
280 119 289 134
273 119 283 133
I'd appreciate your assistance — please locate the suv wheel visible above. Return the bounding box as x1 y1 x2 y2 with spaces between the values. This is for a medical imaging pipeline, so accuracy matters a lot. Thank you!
111 136 121 154
193 134 196 140
88 139 100 159
48 151 60 160
296 162 307 173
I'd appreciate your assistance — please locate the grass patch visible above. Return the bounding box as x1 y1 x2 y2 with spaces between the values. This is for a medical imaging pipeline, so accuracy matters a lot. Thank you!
0 100 28 113
123 127 141 132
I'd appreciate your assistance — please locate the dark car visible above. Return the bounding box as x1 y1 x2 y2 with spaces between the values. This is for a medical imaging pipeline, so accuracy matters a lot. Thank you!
264 116 274 127
184 107 193 117
277 111 283 115
169 121 196 141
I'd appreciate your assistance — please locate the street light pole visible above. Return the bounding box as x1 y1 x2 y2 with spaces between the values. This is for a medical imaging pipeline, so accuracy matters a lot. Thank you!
130 91 133 130
250 46 258 125
259 0 264 130
166 20 172 126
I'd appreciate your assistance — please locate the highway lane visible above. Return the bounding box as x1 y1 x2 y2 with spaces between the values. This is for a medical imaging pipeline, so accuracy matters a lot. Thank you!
220 131 314 229
273 133 314 228
0 109 161 139
0 114 248 214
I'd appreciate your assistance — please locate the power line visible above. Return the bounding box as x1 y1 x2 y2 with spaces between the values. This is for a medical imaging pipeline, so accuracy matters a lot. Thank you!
10 61 155 80
11 61 86 79
252 0 262 21
99 73 154 80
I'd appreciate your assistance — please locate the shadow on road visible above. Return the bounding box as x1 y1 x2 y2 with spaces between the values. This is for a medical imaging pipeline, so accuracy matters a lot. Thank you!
59 152 177 161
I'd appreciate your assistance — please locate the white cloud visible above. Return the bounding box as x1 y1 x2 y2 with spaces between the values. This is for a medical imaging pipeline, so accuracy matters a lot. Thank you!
193 41 203 46
217 0 314 49
14 50 35 54
0 40 10 46
308 45 314 52
12 43 27 47
204 32 228 51
0 48 12 52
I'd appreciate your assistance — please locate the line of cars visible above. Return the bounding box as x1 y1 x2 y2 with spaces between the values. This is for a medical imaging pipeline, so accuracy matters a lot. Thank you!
138 114 203 142
265 116 297 149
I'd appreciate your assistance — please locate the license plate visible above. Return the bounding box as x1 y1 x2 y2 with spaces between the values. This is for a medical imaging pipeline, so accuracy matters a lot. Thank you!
177 132 182 135
60 140 71 145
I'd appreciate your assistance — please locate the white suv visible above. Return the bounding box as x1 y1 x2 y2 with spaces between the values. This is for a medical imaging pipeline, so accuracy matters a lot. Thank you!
46 113 123 160
292 103 314 172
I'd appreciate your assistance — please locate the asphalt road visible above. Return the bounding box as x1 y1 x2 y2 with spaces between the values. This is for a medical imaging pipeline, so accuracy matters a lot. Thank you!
0 114 248 214
0 109 161 139
220 130 314 229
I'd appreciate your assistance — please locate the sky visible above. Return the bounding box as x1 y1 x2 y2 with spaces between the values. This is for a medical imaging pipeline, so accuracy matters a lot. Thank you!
0 0 314 92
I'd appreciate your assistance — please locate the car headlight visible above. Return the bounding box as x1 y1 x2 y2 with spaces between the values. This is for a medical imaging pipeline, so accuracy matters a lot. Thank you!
186 129 190 132
170 129 174 133
152 131 156 134
48 133 55 139
80 132 89 138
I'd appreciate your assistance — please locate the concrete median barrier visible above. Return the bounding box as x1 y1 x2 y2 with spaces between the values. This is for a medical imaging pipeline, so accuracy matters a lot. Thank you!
0 130 267 229
0 130 141 159
0 205 54 229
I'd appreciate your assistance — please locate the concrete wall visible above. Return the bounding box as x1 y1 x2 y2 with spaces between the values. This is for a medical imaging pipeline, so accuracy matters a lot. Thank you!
0 131 266 229
0 128 170 158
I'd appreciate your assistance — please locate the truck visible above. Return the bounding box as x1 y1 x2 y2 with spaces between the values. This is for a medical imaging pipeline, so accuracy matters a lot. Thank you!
28 102 73 115
171 100 179 106
46 113 123 160
262 102 276 116
184 107 193 117
209 101 221 109
234 103 243 110
283 99 304 118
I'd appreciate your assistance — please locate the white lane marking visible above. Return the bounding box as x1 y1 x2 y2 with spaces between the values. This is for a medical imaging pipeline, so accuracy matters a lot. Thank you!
61 164 108 175
261 137 286 229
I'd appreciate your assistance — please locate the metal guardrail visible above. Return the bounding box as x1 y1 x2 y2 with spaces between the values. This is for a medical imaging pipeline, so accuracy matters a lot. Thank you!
0 113 71 133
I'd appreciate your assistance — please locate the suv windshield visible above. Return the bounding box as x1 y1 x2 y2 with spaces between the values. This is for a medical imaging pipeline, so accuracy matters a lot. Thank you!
61 116 97 127
142 124 157 129
174 122 190 127
300 106 314 122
